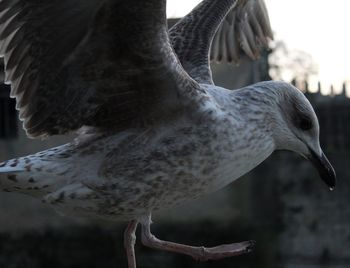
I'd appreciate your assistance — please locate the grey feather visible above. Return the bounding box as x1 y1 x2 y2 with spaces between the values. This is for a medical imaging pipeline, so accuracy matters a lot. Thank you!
170 0 273 85
212 0 273 64
170 0 239 84
0 0 201 138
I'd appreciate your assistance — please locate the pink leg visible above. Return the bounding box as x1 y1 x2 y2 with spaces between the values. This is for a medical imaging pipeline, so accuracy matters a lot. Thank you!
139 214 255 262
124 220 139 268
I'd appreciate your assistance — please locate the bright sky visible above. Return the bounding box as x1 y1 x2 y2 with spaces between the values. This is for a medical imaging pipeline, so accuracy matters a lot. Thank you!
167 0 350 95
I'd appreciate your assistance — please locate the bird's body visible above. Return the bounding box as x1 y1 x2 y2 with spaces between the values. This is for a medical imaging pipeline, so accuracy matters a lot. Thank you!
0 83 276 221
0 0 336 266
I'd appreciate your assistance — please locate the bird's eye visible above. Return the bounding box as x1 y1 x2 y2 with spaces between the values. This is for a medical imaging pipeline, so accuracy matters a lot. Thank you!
292 102 313 131
299 116 313 131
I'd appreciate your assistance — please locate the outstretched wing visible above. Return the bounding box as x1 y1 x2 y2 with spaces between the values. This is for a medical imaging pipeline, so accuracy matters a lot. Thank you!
0 0 199 138
211 0 273 63
170 0 273 84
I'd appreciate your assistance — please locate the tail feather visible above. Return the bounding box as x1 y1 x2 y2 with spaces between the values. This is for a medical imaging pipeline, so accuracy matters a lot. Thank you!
0 143 77 198
0 166 26 174
0 166 26 193
0 159 27 187
0 157 59 197
0 158 29 172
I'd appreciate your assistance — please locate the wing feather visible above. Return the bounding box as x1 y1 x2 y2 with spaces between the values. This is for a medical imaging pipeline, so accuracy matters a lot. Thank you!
0 0 200 138
170 0 273 84
212 0 273 63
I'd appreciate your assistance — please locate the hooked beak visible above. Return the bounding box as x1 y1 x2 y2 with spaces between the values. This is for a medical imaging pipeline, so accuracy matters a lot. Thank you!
307 148 336 191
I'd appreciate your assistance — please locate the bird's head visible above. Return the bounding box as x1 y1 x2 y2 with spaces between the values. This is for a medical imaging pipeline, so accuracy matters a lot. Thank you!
258 81 336 190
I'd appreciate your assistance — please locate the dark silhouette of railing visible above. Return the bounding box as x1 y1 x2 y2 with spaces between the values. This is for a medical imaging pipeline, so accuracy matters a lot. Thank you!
0 84 17 139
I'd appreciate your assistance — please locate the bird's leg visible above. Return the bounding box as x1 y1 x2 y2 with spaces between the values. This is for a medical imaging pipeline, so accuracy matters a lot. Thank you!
139 214 255 262
124 220 139 268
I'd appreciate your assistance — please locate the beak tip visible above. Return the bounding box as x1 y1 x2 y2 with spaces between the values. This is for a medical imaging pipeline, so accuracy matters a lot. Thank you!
326 164 336 191
322 166 336 191
307 148 336 191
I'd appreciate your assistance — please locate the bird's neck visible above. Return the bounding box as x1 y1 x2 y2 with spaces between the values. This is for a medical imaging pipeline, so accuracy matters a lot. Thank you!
199 95 276 192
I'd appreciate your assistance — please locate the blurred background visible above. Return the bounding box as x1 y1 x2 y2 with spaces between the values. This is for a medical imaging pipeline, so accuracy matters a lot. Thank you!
0 1 349 268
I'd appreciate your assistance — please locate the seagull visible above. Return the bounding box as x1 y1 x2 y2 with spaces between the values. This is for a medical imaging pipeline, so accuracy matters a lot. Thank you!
0 0 336 267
